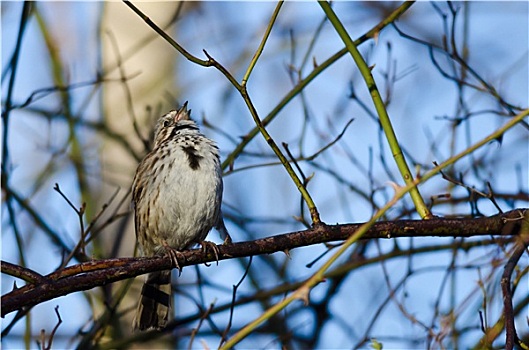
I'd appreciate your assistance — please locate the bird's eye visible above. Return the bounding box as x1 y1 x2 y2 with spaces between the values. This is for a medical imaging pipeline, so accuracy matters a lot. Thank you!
163 120 170 128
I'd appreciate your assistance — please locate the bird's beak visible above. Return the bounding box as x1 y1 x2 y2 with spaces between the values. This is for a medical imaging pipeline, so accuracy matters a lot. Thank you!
175 101 190 122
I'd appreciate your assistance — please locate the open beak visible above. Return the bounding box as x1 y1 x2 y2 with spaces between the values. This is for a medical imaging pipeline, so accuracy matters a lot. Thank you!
175 101 190 122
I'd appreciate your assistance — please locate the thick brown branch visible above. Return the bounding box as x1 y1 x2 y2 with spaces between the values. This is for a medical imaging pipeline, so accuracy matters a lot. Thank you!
1 209 525 317
1 261 47 285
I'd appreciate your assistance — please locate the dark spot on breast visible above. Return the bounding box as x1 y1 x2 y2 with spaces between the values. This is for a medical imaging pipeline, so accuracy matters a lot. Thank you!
181 145 203 170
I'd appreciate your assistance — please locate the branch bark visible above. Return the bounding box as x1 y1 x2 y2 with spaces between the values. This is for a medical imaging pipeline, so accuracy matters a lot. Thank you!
1 208 526 317
500 210 529 350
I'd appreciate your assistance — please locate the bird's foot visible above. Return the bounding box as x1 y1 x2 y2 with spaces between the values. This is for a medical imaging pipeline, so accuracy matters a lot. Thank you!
162 240 185 276
199 240 220 266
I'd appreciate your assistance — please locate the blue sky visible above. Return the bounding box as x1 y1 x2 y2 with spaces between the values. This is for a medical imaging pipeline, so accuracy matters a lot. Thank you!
2 2 528 348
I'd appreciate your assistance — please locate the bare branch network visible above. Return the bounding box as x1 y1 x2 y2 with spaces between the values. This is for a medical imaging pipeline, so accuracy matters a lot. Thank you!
2 209 526 317
2 1 528 349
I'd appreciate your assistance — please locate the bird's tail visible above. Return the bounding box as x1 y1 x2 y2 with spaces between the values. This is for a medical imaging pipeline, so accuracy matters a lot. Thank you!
132 270 172 331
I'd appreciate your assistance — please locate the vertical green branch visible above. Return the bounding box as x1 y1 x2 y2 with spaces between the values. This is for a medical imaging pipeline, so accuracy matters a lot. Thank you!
318 1 432 219
242 1 284 85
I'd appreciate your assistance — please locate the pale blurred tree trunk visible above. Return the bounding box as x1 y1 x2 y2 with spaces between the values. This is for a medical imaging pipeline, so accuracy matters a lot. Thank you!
99 1 185 337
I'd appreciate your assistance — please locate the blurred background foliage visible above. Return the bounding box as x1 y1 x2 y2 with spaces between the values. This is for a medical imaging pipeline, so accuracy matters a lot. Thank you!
1 1 528 349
